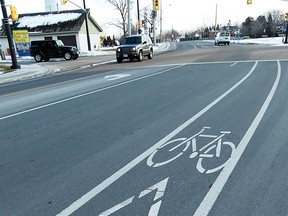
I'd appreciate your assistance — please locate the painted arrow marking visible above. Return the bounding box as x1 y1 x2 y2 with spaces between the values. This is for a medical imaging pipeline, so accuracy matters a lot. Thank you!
99 177 169 216
105 74 131 81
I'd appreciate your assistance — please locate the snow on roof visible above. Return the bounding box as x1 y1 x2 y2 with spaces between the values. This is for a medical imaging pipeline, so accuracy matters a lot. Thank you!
17 13 82 28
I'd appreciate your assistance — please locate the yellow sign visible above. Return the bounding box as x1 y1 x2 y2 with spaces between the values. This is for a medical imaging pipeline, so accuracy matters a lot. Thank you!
13 30 30 43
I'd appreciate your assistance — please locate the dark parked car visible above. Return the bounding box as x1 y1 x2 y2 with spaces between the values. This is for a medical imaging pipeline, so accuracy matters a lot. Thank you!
116 34 153 63
29 40 79 62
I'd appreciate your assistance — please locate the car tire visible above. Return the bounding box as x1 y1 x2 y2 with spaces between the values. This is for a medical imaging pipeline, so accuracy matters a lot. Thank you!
34 54 43 62
227 42 230 46
43 57 50 62
148 49 153 59
137 51 143 62
64 52 72 60
117 57 123 63
72 54 78 60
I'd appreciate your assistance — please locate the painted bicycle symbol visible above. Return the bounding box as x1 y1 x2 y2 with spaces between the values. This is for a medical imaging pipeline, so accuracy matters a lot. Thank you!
147 127 236 174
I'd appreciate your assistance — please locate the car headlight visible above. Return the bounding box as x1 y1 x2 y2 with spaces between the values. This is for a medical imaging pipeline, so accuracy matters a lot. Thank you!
117 48 121 52
131 47 136 51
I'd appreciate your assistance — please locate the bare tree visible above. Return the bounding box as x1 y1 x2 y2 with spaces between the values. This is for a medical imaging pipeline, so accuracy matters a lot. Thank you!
107 0 130 36
266 10 285 36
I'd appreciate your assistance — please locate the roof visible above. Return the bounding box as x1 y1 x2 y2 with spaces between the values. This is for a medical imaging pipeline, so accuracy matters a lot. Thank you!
8 9 103 34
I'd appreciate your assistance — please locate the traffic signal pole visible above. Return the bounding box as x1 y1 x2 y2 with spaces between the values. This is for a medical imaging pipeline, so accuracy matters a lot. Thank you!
64 0 91 50
0 0 20 69
285 22 288 44
83 0 91 51
285 12 288 44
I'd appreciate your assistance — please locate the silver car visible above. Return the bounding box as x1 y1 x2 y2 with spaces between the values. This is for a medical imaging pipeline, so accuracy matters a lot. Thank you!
116 34 153 63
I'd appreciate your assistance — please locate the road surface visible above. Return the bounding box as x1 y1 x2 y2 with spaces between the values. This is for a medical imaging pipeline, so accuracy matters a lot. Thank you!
1 41 288 215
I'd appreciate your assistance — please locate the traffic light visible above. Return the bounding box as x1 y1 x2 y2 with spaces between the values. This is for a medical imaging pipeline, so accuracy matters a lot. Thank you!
10 6 18 21
61 0 68 5
154 0 160 11
285 12 288 20
247 0 252 5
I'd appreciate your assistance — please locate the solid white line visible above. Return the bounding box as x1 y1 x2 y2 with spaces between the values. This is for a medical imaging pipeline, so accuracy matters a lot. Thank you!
56 62 258 216
0 64 184 121
193 60 281 216
230 61 238 67
78 60 116 69
99 196 134 216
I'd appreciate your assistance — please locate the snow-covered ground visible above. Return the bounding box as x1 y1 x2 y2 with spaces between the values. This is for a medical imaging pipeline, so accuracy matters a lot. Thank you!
231 36 287 46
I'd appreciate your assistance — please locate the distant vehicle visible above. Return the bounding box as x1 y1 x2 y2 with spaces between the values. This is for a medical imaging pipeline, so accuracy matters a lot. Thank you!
30 40 79 62
215 32 231 46
116 34 153 63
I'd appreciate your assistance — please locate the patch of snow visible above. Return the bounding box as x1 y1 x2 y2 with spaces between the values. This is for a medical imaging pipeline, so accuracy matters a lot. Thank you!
233 37 284 45
17 13 82 28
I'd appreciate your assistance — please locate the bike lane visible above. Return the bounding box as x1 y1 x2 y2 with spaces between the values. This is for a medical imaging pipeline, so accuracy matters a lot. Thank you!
56 61 280 216
206 61 288 216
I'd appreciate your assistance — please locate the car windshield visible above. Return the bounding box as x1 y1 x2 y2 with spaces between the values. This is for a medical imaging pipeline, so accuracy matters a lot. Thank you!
123 36 141 44
220 32 229 36
56 40 64 46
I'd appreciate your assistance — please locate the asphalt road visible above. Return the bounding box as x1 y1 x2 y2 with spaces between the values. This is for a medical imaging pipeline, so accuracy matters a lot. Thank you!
1 41 288 216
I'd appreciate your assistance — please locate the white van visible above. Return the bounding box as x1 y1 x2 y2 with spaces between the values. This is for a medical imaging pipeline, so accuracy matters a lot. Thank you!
215 32 230 46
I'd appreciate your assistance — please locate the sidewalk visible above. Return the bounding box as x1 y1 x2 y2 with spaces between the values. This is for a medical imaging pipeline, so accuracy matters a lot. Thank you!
0 43 171 85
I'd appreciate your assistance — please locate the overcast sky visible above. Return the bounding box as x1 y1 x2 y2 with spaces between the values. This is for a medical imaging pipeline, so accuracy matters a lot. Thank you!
1 0 288 36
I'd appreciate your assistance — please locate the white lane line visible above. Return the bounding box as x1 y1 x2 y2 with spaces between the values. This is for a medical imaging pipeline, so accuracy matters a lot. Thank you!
79 60 116 69
193 60 281 216
105 74 131 81
0 64 185 121
230 61 238 67
99 196 135 216
56 61 258 216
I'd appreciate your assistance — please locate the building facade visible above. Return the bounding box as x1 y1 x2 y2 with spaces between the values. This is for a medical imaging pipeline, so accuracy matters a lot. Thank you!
0 9 103 56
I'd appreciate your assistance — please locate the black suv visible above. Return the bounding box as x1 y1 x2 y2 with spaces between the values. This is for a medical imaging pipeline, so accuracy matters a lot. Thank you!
116 34 153 63
29 40 79 62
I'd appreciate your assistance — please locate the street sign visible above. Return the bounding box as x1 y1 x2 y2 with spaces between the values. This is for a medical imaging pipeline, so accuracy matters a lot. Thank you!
13 30 30 56
13 30 30 43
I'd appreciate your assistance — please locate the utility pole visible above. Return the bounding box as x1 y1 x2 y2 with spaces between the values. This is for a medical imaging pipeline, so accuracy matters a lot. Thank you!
285 12 288 44
153 10 156 45
137 0 142 34
63 0 91 50
215 3 218 31
0 0 20 69
128 0 131 35
160 1 162 42
83 0 91 50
